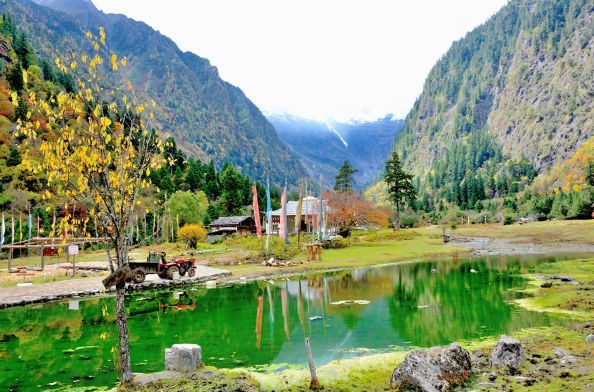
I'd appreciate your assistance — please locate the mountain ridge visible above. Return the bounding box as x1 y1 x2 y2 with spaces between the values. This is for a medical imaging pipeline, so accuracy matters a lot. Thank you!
388 0 593 208
269 113 404 188
5 0 307 185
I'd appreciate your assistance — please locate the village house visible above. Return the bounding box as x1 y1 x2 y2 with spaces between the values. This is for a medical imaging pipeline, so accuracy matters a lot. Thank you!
269 195 328 235
208 216 256 236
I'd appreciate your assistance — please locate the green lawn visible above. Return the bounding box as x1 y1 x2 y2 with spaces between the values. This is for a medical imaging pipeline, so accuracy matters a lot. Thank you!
222 234 466 279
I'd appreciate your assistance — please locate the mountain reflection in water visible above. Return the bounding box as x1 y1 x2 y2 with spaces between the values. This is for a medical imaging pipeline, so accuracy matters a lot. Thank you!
0 254 576 391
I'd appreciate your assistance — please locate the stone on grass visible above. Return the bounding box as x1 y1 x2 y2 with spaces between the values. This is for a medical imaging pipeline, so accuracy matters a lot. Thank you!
489 336 525 370
552 348 571 358
165 344 202 372
586 334 594 343
390 343 471 391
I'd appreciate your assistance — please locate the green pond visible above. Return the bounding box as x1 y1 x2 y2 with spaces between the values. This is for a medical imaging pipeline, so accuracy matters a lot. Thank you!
0 254 580 391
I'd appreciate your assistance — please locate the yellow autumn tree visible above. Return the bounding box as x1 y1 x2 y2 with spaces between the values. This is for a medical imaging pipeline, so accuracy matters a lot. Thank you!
14 27 166 382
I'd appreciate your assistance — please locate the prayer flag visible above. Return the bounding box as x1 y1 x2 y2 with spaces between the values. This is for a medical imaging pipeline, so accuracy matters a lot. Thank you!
265 179 271 255
279 184 287 240
295 182 304 234
0 212 4 247
252 185 262 238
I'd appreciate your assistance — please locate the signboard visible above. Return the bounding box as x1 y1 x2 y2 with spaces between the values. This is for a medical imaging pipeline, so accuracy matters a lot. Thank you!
68 245 79 255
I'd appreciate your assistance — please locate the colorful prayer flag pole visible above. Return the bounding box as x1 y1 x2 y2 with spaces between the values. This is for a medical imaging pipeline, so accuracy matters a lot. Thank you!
280 181 289 244
252 184 262 238
295 180 304 245
319 176 323 242
28 212 32 240
0 212 4 247
265 178 271 255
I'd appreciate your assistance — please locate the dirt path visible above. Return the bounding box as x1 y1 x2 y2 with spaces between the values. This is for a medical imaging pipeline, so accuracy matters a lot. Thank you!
0 265 230 309
449 236 594 256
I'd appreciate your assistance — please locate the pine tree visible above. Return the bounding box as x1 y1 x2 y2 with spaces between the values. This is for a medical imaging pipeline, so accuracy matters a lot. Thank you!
334 160 358 192
203 161 219 200
384 151 415 230
586 159 594 187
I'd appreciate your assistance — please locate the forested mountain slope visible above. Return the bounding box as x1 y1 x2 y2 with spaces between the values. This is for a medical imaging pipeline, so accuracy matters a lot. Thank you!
392 0 592 210
270 114 403 187
0 0 306 185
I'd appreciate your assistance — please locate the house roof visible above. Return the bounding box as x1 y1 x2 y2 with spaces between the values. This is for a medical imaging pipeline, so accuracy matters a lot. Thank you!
271 196 327 216
209 216 253 226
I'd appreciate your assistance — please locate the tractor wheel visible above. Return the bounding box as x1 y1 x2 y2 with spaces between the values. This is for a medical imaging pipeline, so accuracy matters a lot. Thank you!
187 267 196 278
179 267 187 276
131 268 146 284
166 266 180 280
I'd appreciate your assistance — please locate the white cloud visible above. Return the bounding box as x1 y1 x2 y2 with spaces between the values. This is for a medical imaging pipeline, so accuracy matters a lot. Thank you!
93 0 508 122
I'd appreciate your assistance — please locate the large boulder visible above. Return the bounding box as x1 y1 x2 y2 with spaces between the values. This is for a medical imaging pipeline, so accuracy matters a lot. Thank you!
489 336 525 369
165 344 202 372
390 343 472 391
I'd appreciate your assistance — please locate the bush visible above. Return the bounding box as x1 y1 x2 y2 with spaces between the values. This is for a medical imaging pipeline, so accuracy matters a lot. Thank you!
178 224 207 248
321 236 349 249
399 211 421 228
567 191 592 219
362 230 419 242
503 208 516 225
223 234 301 260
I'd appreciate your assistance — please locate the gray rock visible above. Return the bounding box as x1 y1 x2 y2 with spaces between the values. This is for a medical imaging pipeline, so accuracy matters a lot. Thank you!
474 382 496 389
132 371 182 386
489 336 525 369
165 344 202 372
552 347 571 358
560 355 579 366
390 343 471 391
586 334 594 343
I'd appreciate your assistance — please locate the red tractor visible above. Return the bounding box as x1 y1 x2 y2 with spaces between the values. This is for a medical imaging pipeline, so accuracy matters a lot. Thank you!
127 251 196 283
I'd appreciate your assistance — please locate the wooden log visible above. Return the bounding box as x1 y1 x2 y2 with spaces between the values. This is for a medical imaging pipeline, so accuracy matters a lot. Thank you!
102 264 132 289
305 337 321 390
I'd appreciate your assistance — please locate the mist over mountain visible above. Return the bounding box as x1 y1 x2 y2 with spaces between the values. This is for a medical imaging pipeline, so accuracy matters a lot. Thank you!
3 0 307 185
269 113 404 188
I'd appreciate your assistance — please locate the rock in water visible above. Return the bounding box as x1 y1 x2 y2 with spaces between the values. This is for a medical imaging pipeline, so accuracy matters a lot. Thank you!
165 344 202 371
489 336 525 369
390 343 471 391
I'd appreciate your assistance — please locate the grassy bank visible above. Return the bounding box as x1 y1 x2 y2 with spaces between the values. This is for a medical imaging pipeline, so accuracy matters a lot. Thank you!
220 231 466 280
418 219 594 245
515 257 594 319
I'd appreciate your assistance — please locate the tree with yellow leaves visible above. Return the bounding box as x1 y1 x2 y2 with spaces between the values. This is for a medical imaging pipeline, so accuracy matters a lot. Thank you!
14 27 166 382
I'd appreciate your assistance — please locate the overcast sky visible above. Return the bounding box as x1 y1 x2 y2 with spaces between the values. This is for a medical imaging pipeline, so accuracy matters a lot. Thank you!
93 0 507 122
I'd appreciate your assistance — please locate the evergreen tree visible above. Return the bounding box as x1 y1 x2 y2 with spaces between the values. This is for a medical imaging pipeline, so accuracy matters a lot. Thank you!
203 161 219 200
218 163 244 214
6 146 21 166
185 160 203 191
7 61 23 92
384 151 415 230
550 190 568 218
586 159 594 187
334 160 358 192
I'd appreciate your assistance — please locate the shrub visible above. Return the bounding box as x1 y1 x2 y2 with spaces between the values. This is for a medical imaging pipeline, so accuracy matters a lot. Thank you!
362 230 419 242
178 224 207 248
321 236 349 249
223 234 301 260
399 211 421 228
567 191 592 219
503 208 516 225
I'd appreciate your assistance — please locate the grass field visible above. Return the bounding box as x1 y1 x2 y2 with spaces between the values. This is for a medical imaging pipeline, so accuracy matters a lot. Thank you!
418 219 594 244
221 233 465 280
